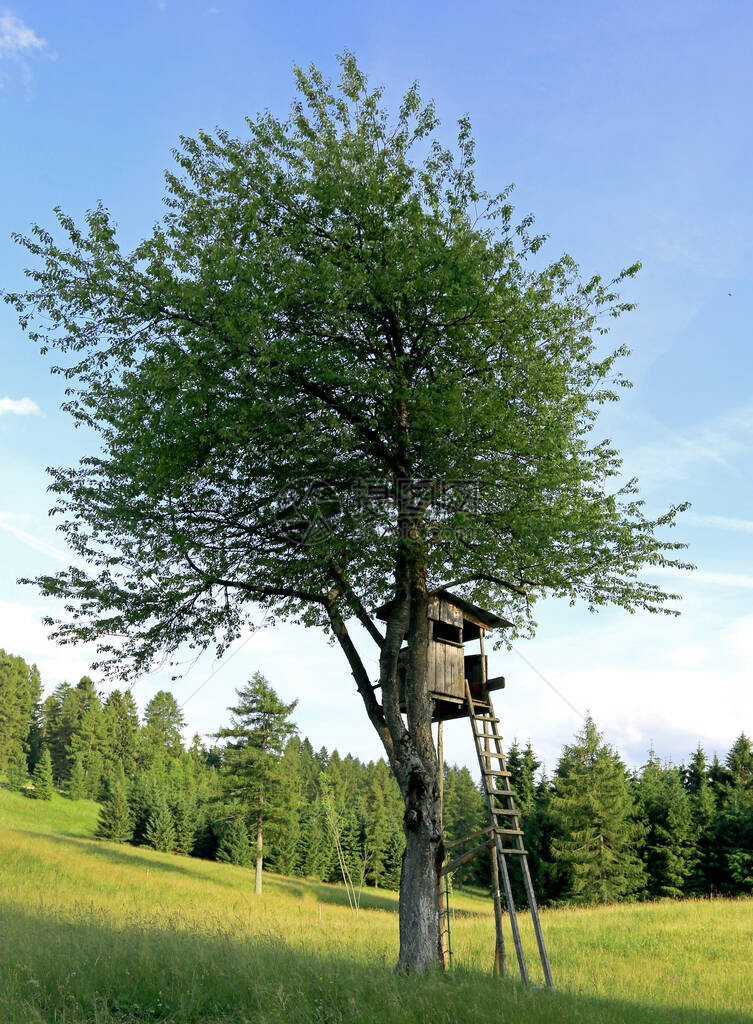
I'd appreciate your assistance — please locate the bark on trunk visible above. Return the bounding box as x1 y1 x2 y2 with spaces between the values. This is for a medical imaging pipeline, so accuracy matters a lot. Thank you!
398 772 444 972
255 791 263 895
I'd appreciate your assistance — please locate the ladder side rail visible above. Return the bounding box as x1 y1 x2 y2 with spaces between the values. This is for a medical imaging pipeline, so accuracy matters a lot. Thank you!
486 694 554 989
466 680 528 984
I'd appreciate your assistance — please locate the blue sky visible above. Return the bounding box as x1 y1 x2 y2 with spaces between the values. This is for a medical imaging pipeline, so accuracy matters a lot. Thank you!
1 1 752 774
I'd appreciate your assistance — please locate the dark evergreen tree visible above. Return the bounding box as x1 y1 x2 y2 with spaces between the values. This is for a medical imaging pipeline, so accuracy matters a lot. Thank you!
684 745 717 895
215 673 297 894
102 689 140 778
31 746 54 800
0 650 42 778
549 717 645 903
6 747 29 790
140 691 186 773
442 765 486 887
171 792 199 856
97 774 134 842
637 751 694 898
66 752 86 800
217 819 253 867
145 790 176 852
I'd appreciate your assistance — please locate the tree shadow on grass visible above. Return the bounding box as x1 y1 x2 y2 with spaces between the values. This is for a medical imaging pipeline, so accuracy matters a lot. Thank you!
0 899 748 1024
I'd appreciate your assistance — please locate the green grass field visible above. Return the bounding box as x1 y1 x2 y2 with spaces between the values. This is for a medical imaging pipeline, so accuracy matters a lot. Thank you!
1 786 751 1023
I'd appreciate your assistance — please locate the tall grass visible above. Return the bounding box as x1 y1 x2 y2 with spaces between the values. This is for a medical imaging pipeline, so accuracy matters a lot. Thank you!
1 786 750 1023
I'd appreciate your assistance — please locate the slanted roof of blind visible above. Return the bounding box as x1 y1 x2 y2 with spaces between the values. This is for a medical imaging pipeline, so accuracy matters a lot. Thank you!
375 588 512 631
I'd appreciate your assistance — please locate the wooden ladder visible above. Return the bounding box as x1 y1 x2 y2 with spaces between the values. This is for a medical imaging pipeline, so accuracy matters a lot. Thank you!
466 680 554 988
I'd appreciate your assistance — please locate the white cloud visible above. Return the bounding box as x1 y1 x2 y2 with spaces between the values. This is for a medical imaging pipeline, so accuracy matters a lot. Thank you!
0 598 96 689
0 396 41 415
0 10 45 59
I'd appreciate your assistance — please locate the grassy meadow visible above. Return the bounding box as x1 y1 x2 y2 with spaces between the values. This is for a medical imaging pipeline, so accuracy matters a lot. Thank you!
1 786 751 1024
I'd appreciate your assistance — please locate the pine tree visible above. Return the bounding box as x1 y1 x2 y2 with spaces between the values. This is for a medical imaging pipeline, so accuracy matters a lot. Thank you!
6 747 29 790
0 650 41 777
637 751 694 898
443 765 486 887
217 819 253 867
102 689 140 778
383 821 405 891
549 717 645 903
66 752 87 800
145 791 176 852
726 734 753 790
171 792 199 855
215 673 297 894
31 747 54 800
97 779 134 842
140 691 186 773
364 769 391 887
684 746 717 895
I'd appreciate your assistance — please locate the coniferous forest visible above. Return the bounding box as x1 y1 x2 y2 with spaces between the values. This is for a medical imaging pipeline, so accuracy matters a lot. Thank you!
1 646 751 905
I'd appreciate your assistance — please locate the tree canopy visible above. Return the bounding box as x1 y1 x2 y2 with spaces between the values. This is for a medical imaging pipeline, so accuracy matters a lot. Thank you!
6 53 689 687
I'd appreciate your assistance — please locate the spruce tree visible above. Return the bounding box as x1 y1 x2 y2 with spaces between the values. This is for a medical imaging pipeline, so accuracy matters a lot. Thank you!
216 819 253 867
0 650 41 777
215 673 297 894
66 752 87 800
102 689 140 779
97 779 134 842
171 792 199 855
31 747 54 800
684 745 717 895
637 751 693 898
144 791 176 852
549 717 645 903
6 747 29 790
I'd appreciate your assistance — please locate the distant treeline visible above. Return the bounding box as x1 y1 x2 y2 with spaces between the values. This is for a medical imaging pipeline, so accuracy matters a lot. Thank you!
1 647 752 903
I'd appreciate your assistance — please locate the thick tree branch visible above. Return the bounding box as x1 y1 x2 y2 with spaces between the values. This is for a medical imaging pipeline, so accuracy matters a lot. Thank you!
324 593 393 761
329 563 384 648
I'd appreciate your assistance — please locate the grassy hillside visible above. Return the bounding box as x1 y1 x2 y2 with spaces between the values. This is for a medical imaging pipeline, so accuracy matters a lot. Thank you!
0 786 750 1024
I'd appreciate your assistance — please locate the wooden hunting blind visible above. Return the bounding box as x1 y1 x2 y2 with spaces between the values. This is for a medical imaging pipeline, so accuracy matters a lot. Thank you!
375 589 511 722
377 588 554 987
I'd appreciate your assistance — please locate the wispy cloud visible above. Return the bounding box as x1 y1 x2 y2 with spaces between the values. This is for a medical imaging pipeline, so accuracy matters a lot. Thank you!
630 400 753 485
648 564 753 589
0 514 85 568
687 512 753 534
0 396 41 416
0 10 45 59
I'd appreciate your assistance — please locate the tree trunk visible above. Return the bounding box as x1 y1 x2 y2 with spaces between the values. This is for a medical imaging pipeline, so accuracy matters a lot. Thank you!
398 767 444 972
395 567 444 972
255 790 263 895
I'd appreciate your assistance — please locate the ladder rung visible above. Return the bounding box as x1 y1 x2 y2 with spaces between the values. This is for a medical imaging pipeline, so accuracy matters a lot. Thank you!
474 715 499 723
497 847 527 856
485 769 511 777
478 750 504 758
493 826 524 835
475 731 499 740
489 808 518 816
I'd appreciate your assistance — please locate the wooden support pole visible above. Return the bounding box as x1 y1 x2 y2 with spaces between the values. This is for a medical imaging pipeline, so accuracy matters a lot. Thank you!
480 629 507 977
437 721 451 970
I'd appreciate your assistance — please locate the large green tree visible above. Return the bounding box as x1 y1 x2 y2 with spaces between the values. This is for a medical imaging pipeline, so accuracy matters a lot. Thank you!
6 55 689 970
